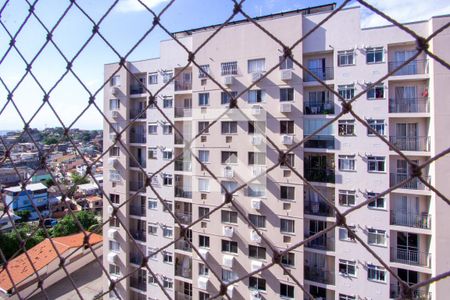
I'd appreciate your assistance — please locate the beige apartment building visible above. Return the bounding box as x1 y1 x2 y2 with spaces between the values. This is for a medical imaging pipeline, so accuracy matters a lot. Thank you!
103 4 450 300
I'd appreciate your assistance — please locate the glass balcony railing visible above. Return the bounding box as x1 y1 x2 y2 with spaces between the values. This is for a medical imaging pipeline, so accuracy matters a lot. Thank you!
174 80 192 91
175 212 192 224
389 136 430 152
174 160 192 172
304 266 335 285
304 199 335 217
389 97 429 113
175 187 192 199
129 134 146 144
175 264 192 279
390 210 431 229
130 159 146 168
304 67 334 82
129 109 146 119
304 101 334 115
175 240 192 252
130 205 146 217
304 135 335 149
304 168 335 183
130 84 145 95
305 235 335 251
388 59 428 75
130 230 146 242
174 107 192 118
130 181 145 192
130 277 147 291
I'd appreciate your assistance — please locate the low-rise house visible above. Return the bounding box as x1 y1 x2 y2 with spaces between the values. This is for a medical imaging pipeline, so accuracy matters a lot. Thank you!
3 183 49 220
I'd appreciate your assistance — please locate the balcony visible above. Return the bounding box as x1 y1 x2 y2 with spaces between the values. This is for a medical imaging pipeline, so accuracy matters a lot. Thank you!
130 159 146 169
175 240 192 252
130 84 144 95
391 247 431 267
390 173 430 190
304 135 335 149
389 136 430 152
175 160 192 172
130 253 144 265
174 134 191 145
130 205 146 217
175 187 192 199
130 181 145 192
304 67 334 82
131 230 146 242
175 263 192 279
175 293 192 300
388 59 428 76
304 168 335 184
391 210 431 229
174 107 192 118
130 277 147 291
304 100 334 115
390 284 431 300
175 212 192 225
304 199 335 217
129 109 147 120
389 97 429 113
129 134 146 144
174 77 192 91
304 266 335 285
305 235 335 251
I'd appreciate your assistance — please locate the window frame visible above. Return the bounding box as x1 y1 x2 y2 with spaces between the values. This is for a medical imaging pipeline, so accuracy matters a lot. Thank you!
148 73 158 85
339 259 357 277
280 218 295 234
367 156 386 173
366 47 384 64
338 50 355 66
338 155 356 171
280 87 294 102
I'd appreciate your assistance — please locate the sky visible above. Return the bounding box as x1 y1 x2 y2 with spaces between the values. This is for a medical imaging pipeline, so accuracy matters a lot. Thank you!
0 0 449 130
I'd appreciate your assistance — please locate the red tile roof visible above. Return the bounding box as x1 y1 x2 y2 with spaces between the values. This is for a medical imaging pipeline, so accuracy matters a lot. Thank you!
0 232 102 293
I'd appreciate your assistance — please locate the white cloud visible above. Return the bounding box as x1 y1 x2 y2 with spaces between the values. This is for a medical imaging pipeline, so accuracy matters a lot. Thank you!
360 0 450 28
115 0 169 13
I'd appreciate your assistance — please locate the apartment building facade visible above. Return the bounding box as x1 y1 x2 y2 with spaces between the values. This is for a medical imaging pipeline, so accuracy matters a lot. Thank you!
103 4 450 300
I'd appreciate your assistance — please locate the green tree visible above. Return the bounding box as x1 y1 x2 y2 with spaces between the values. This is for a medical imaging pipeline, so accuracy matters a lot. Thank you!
0 224 46 260
43 136 58 145
51 211 99 237
15 210 31 223
71 173 89 186
43 178 55 187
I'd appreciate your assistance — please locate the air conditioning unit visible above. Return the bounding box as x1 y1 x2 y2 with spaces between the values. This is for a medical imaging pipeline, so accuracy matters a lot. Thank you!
252 105 262 115
251 135 263 145
109 171 121 182
108 157 118 168
223 75 234 85
251 198 261 210
250 260 263 272
223 255 234 268
107 252 119 264
250 230 261 243
282 134 294 145
107 205 114 216
250 290 263 300
111 86 120 96
252 166 265 177
108 228 118 240
280 102 292 113
281 69 293 81
223 225 234 237
197 276 209 290
227 286 234 298
112 110 120 119
198 248 208 259
109 132 117 141
251 72 263 82
223 166 234 178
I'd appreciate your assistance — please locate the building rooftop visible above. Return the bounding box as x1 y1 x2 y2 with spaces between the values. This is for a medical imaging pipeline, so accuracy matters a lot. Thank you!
85 195 102 203
77 183 100 191
0 232 102 293
4 183 47 193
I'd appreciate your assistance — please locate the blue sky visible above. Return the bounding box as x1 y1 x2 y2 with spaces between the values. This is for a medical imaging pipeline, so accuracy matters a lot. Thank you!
0 0 449 130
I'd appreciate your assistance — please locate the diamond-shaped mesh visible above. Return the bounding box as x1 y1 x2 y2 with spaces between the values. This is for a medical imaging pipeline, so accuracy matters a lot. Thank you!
0 0 449 299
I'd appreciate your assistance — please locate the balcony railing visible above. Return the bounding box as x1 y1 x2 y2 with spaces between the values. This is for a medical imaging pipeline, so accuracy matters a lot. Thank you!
174 80 192 91
129 134 146 144
390 284 431 300
131 230 146 242
130 277 147 291
304 67 334 82
130 159 146 168
391 247 431 267
390 173 431 190
304 135 335 149
175 160 192 172
175 292 193 300
389 136 430 152
130 253 144 265
304 100 334 115
305 235 335 251
304 199 335 217
304 266 335 285
130 205 146 217
175 240 192 252
390 210 431 229
175 264 192 279
389 97 429 113
174 107 192 118
388 59 428 76
175 212 192 224
175 187 192 199
130 84 145 95
174 134 191 145
130 181 145 192
129 109 146 119
304 168 335 183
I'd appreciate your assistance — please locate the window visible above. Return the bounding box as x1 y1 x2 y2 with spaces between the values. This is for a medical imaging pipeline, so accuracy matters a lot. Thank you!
249 214 266 228
199 263 209 276
221 91 238 105
163 277 173 289
338 119 355 136
248 90 264 103
248 58 265 73
148 224 158 235
249 245 266 259
338 50 355 66
221 181 238 194
148 198 157 209
221 151 238 164
279 56 293 70
248 152 266 165
199 292 210 300
339 259 356 276
221 210 238 224
221 121 237 134
367 264 386 282
163 252 173 263
368 229 386 246
221 61 238 75
162 71 173 83
109 217 120 228
198 121 209 134
280 153 295 168
221 240 238 253
338 84 355 100
162 124 172 135
163 97 173 108
280 219 295 233
163 174 173 186
198 65 210 78
109 146 120 157
148 147 157 159
281 252 295 267
280 186 295 200
248 121 265 134
198 178 210 192
198 150 209 163
110 193 120 204
198 93 209 106
249 276 266 291
111 75 120 86
148 275 156 284
247 184 265 197
199 235 210 248
280 283 294 299
148 123 157 135
222 269 237 283
338 190 356 206
367 119 385 135
148 73 158 84
163 226 173 238
339 294 356 300
199 207 210 220
367 84 384 99
280 88 294 102
109 98 120 110
162 149 173 160
109 240 120 252
366 47 384 64
280 120 294 134
367 156 385 172
339 225 356 241
338 155 356 171
148 247 158 260
367 193 385 209
109 264 120 276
